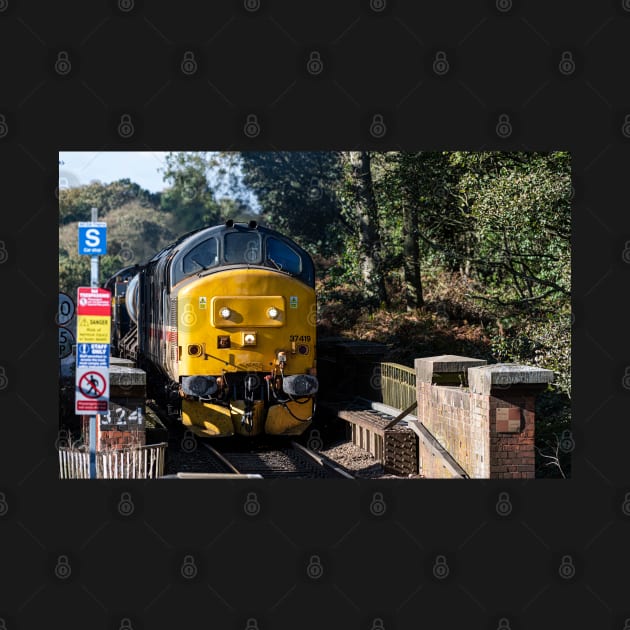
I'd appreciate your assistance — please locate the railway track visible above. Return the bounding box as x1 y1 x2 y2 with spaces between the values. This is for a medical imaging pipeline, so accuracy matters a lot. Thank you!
152 402 354 479
200 440 354 479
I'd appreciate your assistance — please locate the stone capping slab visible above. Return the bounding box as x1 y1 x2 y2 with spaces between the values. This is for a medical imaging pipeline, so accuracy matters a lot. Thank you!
415 355 488 383
110 357 135 367
468 363 554 395
109 365 146 386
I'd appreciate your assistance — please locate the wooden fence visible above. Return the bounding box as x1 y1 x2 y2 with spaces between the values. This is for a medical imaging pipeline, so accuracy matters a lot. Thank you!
59 443 167 479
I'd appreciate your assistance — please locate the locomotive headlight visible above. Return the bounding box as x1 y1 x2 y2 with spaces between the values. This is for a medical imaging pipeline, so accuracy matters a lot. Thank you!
219 307 231 319
243 332 257 346
267 307 279 319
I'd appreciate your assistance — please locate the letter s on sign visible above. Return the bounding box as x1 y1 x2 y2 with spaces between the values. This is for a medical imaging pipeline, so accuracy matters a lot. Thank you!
85 228 100 248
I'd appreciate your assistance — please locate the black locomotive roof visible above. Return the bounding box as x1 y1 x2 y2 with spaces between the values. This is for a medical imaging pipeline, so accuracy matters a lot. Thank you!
149 221 315 288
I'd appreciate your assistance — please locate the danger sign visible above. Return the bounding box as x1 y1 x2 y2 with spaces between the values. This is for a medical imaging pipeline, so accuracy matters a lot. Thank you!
77 316 111 344
75 367 109 413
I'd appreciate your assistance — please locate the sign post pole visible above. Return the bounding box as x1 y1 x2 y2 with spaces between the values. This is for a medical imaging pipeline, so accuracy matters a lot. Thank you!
89 207 98 480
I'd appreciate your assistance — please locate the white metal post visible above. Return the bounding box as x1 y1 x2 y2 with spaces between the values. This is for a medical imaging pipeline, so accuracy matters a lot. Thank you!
89 207 99 479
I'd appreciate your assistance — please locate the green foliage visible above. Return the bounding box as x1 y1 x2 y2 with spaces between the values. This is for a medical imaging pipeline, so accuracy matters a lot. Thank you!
238 151 346 256
459 152 571 304
59 201 177 295
59 179 159 225
160 152 223 231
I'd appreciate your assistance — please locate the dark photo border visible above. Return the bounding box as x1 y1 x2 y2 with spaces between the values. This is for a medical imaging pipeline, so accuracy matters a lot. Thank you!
1 1 628 629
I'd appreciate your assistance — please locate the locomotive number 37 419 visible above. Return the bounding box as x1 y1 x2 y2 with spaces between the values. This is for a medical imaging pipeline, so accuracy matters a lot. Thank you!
289 335 311 342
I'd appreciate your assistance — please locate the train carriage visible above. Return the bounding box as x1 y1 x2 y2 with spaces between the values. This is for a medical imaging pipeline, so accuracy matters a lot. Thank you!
111 220 318 438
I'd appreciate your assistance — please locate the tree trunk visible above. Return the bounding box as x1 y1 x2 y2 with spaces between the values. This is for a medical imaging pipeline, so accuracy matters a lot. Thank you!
348 151 387 306
402 203 423 309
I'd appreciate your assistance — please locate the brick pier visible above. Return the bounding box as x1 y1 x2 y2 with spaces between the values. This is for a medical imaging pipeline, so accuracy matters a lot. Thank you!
416 356 554 479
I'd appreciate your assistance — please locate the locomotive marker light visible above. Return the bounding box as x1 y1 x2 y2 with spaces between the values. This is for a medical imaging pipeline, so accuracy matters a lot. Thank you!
266 307 279 319
219 307 231 319
243 332 257 346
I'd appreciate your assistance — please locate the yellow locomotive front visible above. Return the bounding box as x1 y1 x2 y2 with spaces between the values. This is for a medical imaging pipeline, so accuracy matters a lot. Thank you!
168 222 318 437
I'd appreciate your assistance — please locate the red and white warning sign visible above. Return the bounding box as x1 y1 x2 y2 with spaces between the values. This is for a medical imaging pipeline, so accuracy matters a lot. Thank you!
75 367 109 413
77 287 111 317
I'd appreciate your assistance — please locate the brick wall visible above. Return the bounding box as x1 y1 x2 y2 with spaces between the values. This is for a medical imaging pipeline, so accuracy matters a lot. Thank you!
417 382 487 478
488 389 537 478
81 401 146 451
99 428 145 450
415 356 553 479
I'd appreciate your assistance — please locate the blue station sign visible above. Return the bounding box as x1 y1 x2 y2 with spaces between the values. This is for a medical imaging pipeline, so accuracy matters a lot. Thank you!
78 222 107 255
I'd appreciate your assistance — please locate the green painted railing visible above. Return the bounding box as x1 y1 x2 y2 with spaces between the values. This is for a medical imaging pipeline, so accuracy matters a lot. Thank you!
379 362 416 411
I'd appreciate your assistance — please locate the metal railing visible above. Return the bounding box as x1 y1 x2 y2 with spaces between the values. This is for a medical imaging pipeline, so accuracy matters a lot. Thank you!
379 362 417 411
59 442 167 479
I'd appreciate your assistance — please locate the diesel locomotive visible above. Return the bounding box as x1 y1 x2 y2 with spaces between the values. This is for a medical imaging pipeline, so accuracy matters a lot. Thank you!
108 220 318 437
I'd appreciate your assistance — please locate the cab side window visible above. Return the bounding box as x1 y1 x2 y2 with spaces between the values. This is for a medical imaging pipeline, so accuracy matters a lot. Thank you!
182 238 218 274
265 237 301 275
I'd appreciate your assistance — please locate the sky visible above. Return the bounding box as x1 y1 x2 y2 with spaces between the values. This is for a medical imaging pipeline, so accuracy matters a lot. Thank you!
59 151 171 192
